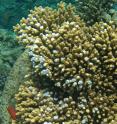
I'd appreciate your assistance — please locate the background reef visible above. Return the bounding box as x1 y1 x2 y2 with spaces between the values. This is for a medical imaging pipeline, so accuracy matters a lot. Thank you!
0 0 117 30
0 0 74 30
0 0 117 124
0 29 23 95
75 0 117 25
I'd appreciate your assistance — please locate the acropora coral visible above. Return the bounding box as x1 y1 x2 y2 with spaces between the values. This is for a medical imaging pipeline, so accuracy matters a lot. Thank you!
14 80 81 124
13 2 117 124
14 79 117 124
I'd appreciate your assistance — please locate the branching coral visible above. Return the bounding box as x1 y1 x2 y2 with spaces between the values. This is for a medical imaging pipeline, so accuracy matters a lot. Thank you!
14 79 117 124
14 78 116 124
13 80 81 124
13 2 117 124
14 2 86 93
86 22 117 94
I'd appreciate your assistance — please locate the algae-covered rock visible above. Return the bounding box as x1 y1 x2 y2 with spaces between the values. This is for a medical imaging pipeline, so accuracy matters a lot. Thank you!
0 50 31 124
0 28 23 92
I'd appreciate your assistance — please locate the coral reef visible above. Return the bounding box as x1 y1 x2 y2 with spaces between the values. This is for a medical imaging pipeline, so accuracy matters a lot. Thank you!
0 29 23 93
13 2 117 124
14 2 117 94
75 0 117 25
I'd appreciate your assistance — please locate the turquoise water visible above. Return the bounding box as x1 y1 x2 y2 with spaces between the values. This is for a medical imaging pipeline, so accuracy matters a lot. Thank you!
0 0 75 30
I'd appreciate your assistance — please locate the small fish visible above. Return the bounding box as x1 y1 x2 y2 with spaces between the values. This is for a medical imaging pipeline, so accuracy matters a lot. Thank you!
7 105 16 120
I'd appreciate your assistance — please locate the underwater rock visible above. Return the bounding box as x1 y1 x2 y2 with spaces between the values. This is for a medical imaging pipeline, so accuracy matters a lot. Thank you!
0 50 31 124
0 28 23 93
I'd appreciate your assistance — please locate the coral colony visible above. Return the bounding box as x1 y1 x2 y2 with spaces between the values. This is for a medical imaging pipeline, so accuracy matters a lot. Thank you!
75 0 115 25
13 2 117 124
